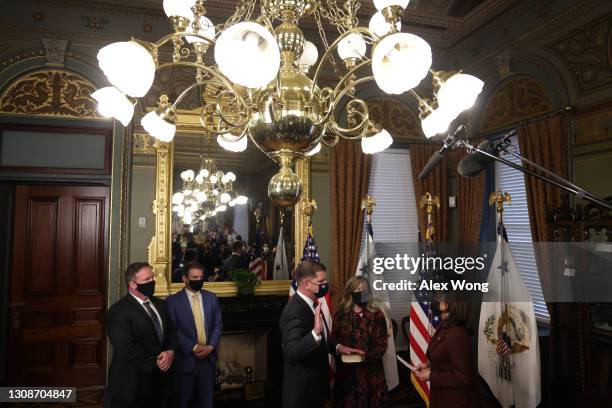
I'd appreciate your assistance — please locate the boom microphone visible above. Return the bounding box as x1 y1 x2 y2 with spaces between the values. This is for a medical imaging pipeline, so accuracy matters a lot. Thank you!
418 125 466 180
457 140 498 177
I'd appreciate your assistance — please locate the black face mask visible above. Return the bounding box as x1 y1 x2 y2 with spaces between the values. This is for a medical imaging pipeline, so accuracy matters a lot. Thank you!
351 291 369 307
430 300 441 315
136 280 156 298
188 279 204 291
310 281 329 298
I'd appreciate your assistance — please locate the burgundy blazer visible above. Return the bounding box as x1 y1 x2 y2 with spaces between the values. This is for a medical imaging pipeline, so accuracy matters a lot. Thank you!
426 324 481 408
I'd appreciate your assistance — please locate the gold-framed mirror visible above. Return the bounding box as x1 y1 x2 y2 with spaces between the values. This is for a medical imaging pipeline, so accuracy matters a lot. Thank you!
144 111 310 297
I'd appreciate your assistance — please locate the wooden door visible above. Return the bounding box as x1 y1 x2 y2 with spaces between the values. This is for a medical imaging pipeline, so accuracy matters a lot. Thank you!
8 185 109 387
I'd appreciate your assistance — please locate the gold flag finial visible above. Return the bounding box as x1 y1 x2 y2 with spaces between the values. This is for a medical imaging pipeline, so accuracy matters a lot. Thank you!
361 195 376 221
302 198 317 218
489 191 511 214
420 192 440 241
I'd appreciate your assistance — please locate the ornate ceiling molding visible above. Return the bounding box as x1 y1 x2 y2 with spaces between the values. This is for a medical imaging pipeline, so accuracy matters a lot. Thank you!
0 69 101 118
479 75 552 132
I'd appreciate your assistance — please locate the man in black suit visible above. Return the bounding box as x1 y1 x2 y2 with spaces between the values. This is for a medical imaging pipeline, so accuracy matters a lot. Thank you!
221 240 248 280
279 261 362 408
105 262 175 408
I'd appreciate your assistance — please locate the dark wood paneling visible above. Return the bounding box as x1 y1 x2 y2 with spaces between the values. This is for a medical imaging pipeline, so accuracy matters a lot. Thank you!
9 185 109 387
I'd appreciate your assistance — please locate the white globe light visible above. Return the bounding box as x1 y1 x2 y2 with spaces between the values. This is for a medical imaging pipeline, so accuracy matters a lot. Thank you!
305 142 322 156
210 175 218 184
374 0 410 11
369 11 401 37
163 0 196 19
172 192 184 205
186 16 216 44
437 73 484 115
97 41 156 97
338 33 367 60
372 32 431 94
215 204 227 212
421 107 454 138
225 172 237 182
195 191 207 202
220 192 231 203
195 174 204 184
217 133 248 152
361 128 393 154
180 169 195 181
141 111 176 142
298 41 318 66
92 87 134 126
214 22 280 88
229 199 237 207
199 168 210 178
236 195 248 205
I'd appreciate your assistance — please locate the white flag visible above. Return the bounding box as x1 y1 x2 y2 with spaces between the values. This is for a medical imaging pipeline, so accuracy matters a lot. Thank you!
478 222 541 408
356 221 399 391
273 225 288 280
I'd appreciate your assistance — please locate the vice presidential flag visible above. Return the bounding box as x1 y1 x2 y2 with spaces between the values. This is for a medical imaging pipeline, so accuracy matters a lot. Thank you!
273 225 289 280
356 220 399 391
478 222 541 408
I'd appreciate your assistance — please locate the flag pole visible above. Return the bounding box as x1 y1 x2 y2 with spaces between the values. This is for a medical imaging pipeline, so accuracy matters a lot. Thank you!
488 191 511 224
419 192 440 243
361 195 376 223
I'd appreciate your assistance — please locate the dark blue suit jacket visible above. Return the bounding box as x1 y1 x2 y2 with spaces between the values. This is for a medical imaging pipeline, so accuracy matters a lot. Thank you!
166 288 223 373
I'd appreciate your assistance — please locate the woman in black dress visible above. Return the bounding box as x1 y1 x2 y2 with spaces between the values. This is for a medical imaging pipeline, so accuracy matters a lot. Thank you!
332 276 389 408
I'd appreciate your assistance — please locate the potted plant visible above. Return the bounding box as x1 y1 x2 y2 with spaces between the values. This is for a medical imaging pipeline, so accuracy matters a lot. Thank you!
229 268 261 296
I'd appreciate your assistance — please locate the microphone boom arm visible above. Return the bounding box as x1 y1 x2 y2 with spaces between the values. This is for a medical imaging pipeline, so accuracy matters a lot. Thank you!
459 140 612 211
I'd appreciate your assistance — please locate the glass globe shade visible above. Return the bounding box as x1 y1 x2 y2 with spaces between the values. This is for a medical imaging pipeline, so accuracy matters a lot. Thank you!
172 192 184 205
141 111 176 142
361 128 393 154
163 0 196 19
305 142 322 156
215 205 227 212
92 87 134 126
209 175 218 184
220 192 231 203
338 33 367 60
372 32 431 94
236 195 248 205
97 41 156 97
437 73 484 115
421 107 454 138
214 22 280 88
229 199 236 207
180 169 195 181
298 41 318 66
195 191 207 202
195 174 204 184
217 133 248 152
374 0 410 11
186 16 216 44
225 172 236 182
199 168 210 178
369 11 401 37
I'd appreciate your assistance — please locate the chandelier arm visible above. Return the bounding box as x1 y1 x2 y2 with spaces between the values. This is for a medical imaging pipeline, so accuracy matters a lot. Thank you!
328 98 369 137
309 26 376 99
311 87 335 127
332 75 375 106
330 57 372 96
321 132 340 147
217 127 247 142
214 89 251 129
152 32 216 50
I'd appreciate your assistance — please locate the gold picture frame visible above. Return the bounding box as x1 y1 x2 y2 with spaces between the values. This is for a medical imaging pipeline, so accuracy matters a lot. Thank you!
146 122 308 297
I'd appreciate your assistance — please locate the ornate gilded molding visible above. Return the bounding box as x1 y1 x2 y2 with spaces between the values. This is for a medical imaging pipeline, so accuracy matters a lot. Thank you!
550 14 612 94
132 132 156 155
0 69 101 119
367 97 424 140
479 75 552 132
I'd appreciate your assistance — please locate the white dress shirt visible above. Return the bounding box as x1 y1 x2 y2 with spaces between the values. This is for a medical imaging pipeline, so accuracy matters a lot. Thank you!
130 292 164 333
296 289 326 343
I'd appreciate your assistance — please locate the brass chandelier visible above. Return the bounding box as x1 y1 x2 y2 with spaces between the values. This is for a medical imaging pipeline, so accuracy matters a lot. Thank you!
93 0 484 207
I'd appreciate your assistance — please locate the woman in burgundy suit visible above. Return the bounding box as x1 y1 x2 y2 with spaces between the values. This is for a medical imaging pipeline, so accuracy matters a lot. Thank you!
331 276 389 408
414 298 480 408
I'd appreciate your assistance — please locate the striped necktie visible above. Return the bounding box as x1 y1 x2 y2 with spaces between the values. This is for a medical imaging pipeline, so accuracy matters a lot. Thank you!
143 301 163 344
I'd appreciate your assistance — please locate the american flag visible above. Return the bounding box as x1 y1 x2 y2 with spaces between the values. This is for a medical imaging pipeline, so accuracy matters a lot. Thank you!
409 239 441 405
249 228 268 280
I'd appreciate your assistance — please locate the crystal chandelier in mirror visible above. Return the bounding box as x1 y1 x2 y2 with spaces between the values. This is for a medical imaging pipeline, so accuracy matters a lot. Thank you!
172 137 248 225
93 0 484 207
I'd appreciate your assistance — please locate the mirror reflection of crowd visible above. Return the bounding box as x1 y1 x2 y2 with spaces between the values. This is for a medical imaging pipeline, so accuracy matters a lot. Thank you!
172 222 243 283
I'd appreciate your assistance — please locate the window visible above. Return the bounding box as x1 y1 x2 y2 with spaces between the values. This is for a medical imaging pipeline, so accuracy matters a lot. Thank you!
495 135 550 322
361 148 419 348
